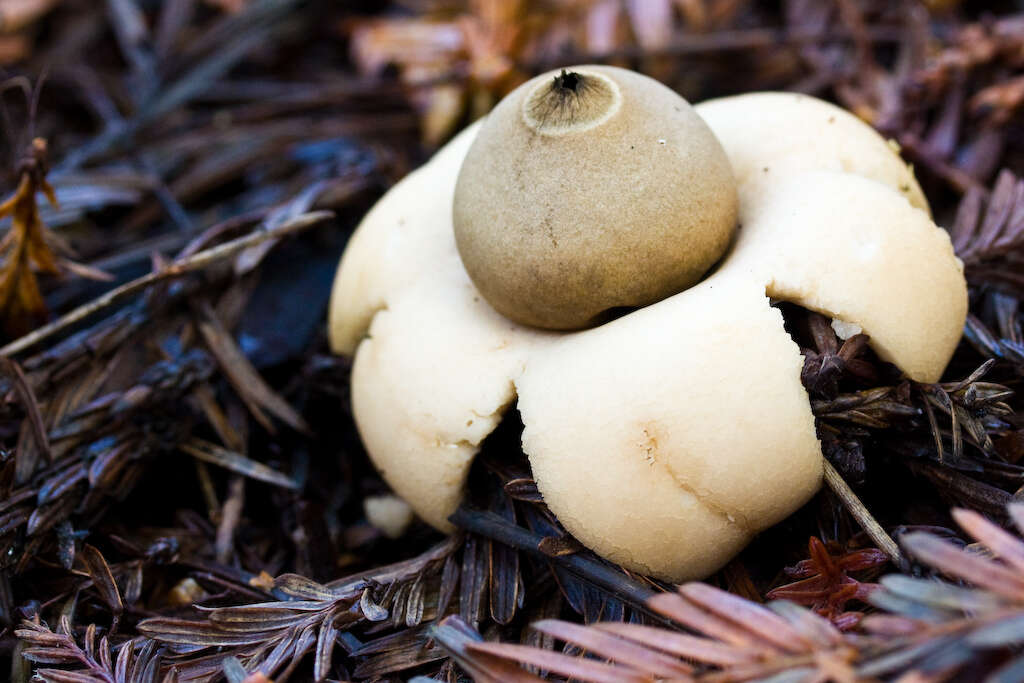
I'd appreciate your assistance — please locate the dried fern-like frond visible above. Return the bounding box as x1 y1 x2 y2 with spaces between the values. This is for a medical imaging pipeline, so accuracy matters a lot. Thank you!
16 615 161 683
131 537 459 681
434 503 1024 682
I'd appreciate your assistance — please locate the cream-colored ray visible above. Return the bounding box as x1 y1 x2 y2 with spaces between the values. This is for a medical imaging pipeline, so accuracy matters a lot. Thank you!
328 121 483 355
330 119 549 531
516 272 823 581
727 171 966 383
696 92 929 215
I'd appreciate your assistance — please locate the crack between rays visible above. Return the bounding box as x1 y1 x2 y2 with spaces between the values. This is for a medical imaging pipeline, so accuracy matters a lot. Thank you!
641 427 756 535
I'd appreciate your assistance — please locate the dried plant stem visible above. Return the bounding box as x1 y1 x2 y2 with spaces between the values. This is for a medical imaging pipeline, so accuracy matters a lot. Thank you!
0 210 333 358
449 506 657 607
822 459 904 568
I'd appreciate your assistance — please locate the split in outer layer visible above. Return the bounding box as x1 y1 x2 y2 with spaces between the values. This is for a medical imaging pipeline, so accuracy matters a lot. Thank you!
328 94 968 581
695 92 966 383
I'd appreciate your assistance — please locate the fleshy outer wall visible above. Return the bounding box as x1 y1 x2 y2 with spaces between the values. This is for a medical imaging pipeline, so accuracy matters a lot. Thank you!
327 92 967 581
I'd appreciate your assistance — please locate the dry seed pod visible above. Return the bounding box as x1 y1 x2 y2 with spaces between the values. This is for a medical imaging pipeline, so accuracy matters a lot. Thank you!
453 65 738 330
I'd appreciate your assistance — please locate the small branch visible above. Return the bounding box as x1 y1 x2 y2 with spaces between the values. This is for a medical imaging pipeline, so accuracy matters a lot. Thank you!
0 210 333 358
449 506 657 608
823 459 905 569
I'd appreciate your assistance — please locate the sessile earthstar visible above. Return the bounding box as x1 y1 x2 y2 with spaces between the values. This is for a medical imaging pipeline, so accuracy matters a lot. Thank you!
328 66 967 582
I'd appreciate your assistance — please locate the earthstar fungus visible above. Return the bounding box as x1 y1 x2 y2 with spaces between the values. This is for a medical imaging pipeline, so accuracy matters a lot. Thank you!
328 70 968 581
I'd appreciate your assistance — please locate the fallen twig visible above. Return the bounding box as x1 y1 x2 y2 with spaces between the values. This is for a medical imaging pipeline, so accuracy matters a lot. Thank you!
0 210 333 358
823 459 904 569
